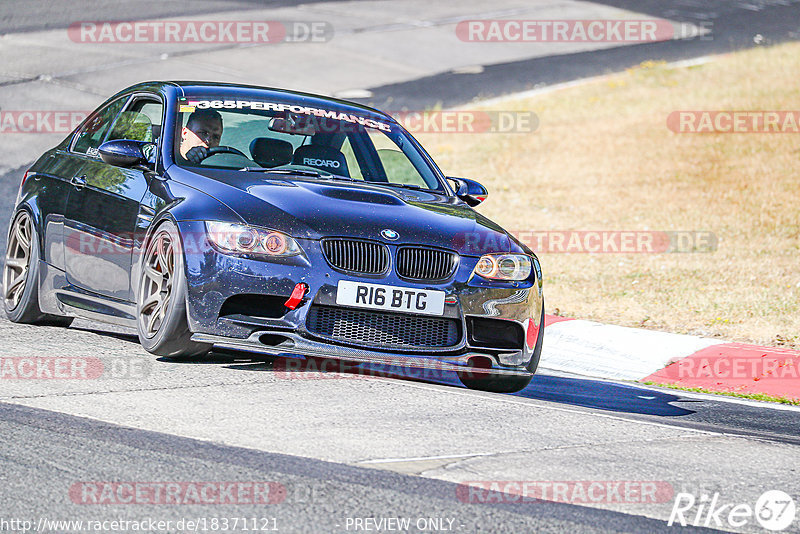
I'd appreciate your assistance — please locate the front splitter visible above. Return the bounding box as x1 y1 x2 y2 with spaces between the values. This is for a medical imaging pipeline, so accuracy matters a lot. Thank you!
190 332 532 377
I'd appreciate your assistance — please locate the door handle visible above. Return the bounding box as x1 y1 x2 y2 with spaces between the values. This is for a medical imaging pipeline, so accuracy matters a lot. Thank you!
71 175 87 189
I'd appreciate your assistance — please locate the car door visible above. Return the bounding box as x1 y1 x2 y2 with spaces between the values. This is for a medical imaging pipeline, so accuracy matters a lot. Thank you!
36 96 128 271
63 94 163 302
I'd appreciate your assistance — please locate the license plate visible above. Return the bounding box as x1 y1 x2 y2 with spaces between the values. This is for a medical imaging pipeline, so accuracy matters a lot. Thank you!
336 281 445 316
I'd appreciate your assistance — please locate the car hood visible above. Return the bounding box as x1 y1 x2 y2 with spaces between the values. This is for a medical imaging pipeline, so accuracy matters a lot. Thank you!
180 169 519 255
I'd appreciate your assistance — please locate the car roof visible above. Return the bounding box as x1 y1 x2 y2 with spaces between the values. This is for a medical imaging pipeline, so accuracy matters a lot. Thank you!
116 80 394 122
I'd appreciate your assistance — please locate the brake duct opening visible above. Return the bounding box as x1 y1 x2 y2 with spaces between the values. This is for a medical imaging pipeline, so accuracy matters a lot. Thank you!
258 333 292 347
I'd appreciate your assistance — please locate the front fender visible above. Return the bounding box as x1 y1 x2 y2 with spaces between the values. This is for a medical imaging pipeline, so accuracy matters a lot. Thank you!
130 172 244 309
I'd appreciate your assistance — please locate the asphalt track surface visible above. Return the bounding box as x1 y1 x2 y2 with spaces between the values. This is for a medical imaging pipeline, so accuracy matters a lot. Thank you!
2 317 800 533
362 0 800 108
1 1 800 532
0 402 716 534
0 0 336 35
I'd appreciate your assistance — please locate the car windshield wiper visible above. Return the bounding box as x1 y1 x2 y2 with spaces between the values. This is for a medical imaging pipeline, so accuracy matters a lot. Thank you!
376 182 433 192
241 167 329 178
240 168 363 182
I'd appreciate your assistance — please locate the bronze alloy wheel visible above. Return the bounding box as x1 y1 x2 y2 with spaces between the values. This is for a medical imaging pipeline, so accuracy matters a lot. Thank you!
4 211 33 310
135 221 210 359
138 228 175 338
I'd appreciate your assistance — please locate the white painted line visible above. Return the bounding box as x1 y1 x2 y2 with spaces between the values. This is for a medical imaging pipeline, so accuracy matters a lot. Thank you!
358 452 494 464
634 383 800 413
333 89 373 99
451 65 485 75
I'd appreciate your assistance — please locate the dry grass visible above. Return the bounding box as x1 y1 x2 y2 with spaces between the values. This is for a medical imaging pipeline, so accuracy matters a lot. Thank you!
419 43 800 349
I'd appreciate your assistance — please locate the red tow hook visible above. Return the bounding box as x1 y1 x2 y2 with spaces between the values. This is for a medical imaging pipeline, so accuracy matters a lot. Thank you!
526 318 539 350
284 282 309 310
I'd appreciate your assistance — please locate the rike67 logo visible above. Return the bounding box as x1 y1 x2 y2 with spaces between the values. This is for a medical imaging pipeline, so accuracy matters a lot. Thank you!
669 490 796 531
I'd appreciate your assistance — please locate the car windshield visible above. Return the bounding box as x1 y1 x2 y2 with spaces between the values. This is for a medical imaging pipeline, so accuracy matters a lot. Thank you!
173 96 444 191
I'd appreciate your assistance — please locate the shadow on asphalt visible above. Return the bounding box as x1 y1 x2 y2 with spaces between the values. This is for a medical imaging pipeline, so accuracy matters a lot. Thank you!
222 356 696 417
517 373 695 416
58 326 800 443
70 326 140 343
62 322 696 417
66 320 694 417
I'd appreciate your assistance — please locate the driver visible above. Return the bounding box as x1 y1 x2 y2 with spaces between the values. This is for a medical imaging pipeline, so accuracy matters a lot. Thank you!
179 108 223 164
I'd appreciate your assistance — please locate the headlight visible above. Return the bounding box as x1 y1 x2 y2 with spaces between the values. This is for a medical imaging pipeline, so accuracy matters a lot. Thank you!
473 254 533 281
205 221 301 257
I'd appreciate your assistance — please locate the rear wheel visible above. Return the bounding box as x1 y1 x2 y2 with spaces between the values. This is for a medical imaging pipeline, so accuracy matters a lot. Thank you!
136 220 210 359
3 210 73 326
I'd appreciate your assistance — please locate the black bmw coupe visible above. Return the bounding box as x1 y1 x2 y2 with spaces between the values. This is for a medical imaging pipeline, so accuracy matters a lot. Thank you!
4 81 544 393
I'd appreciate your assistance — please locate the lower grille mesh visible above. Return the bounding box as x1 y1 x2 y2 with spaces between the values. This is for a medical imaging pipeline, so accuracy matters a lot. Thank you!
307 305 459 348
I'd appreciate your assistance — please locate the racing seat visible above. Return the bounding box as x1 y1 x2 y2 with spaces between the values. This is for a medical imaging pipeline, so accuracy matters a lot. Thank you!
249 137 293 168
292 144 349 177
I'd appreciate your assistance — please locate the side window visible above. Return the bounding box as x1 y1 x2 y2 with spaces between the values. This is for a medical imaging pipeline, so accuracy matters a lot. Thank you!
108 99 163 144
72 97 128 156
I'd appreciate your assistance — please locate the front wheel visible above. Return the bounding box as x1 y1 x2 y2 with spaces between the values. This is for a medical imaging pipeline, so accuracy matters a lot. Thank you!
457 371 533 393
136 220 210 359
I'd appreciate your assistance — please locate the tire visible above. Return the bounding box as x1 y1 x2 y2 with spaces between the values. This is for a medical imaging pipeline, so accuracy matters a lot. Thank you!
457 371 533 394
457 303 545 394
136 220 210 359
3 210 73 326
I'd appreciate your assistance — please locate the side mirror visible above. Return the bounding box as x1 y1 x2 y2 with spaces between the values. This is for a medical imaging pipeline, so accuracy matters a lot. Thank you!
98 139 152 168
448 177 488 207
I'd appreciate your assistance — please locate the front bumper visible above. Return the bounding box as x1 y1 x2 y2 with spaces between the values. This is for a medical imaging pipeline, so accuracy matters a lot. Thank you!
178 220 544 374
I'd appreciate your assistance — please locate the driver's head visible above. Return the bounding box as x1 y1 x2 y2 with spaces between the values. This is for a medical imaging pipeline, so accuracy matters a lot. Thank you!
180 108 222 158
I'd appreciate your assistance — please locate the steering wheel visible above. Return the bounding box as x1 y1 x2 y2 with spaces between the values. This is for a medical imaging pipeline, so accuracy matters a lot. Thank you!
207 146 247 158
